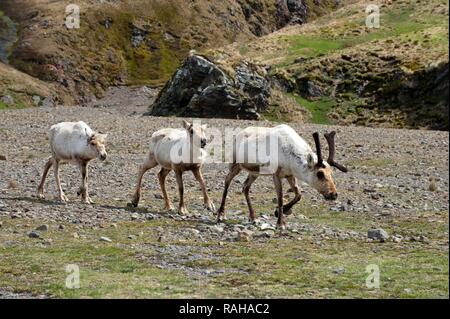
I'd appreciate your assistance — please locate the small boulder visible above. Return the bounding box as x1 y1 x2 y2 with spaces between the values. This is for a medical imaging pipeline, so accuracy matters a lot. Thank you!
368 228 389 242
28 231 40 239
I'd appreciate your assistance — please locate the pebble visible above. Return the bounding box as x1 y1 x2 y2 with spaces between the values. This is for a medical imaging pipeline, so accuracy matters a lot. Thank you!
28 231 40 239
100 236 113 242
260 223 275 231
211 225 224 233
333 267 346 275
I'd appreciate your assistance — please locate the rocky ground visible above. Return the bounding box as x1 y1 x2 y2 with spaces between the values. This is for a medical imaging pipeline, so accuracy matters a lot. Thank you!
0 97 448 298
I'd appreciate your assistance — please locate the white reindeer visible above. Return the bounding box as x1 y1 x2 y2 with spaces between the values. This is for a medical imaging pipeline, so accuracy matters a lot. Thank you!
217 124 348 229
129 120 215 215
37 121 108 204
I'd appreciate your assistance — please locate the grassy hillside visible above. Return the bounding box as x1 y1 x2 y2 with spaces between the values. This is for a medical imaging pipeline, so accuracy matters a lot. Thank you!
0 0 340 106
212 0 449 129
0 62 73 109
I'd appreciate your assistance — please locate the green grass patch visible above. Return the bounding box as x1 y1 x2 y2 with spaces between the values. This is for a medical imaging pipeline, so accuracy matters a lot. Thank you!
0 202 448 299
291 94 334 125
279 0 448 68
289 36 344 58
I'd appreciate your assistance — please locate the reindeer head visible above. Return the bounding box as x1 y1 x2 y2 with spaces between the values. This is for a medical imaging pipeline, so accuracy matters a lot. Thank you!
183 120 207 149
307 131 348 201
87 130 108 161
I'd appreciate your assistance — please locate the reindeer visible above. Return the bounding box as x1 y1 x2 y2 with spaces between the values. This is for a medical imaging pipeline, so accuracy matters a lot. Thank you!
37 121 108 204
216 124 348 229
129 120 215 215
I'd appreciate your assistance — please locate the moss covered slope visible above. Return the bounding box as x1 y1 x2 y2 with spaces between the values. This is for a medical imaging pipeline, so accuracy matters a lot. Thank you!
217 0 449 129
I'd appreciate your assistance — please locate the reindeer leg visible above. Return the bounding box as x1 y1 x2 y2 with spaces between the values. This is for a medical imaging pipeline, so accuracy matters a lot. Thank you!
158 168 174 211
78 161 93 204
192 167 215 212
37 157 53 199
217 164 241 222
243 174 258 223
175 169 188 215
273 174 286 230
275 176 301 217
54 160 68 203
129 156 157 207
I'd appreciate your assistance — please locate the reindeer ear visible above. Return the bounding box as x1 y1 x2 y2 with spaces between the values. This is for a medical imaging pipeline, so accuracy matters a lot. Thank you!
182 120 191 129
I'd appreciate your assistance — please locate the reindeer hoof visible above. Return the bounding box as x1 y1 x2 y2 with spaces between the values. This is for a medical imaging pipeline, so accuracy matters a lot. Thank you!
57 195 69 204
277 223 287 231
178 207 189 215
216 213 227 223
164 204 175 211
37 193 45 200
274 208 293 217
205 202 216 212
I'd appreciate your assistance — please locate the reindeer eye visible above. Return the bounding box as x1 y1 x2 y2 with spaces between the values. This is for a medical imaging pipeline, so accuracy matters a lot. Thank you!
317 171 325 180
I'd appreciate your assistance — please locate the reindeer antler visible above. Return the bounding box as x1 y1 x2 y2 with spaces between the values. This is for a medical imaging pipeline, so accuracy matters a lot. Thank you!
324 131 348 173
312 132 324 166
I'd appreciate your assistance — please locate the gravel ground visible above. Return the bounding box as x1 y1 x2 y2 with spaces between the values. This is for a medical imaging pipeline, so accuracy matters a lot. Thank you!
1 104 448 223
0 92 449 297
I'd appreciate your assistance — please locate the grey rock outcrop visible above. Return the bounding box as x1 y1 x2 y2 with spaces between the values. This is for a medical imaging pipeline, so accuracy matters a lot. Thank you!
147 55 271 120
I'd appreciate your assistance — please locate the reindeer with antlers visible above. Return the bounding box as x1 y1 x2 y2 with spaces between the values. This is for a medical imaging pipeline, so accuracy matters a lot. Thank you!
216 124 348 229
